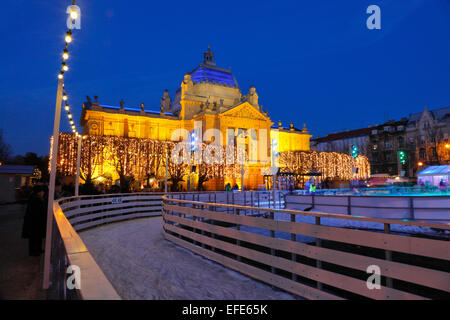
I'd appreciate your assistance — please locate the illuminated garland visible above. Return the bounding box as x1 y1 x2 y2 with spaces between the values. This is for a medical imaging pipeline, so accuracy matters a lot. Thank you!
59 2 80 137
279 150 371 181
56 133 369 186
56 133 225 184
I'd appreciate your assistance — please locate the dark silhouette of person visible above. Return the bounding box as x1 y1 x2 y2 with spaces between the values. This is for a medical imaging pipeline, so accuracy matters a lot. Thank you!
22 185 48 256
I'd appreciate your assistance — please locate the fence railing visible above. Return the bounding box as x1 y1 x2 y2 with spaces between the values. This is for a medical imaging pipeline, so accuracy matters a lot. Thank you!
162 194 450 300
48 201 121 299
48 192 170 299
57 192 164 231
285 194 450 221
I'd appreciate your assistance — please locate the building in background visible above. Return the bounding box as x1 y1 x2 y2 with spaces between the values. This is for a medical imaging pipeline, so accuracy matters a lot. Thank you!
77 47 312 190
0 165 35 203
311 127 372 157
311 106 450 179
406 106 450 177
367 118 410 176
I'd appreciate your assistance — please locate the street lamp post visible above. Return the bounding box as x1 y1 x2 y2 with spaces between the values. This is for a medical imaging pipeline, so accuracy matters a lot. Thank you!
43 78 64 289
271 138 278 208
75 135 82 196
165 149 168 193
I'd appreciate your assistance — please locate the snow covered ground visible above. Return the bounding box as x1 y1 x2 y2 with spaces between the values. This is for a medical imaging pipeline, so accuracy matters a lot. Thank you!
80 217 297 300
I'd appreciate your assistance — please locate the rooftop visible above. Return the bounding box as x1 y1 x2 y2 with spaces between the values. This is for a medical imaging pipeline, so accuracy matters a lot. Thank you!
312 127 372 143
0 165 35 175
187 47 238 88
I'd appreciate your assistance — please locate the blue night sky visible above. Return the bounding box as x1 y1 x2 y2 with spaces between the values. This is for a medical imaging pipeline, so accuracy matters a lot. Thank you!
0 0 449 156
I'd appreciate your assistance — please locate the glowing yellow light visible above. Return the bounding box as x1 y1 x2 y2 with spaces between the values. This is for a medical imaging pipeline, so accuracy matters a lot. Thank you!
418 162 423 167
68 114 72 119
446 144 450 149
63 50 69 60
62 64 69 72
58 73 64 79
64 105 69 111
65 32 72 43
63 94 68 101
70 10 78 20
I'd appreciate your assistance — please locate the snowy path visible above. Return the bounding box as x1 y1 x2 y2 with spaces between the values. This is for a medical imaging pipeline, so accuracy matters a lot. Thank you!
80 217 297 300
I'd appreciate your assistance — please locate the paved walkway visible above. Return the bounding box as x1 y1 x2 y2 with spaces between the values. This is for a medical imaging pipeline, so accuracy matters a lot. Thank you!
80 217 297 300
0 204 43 299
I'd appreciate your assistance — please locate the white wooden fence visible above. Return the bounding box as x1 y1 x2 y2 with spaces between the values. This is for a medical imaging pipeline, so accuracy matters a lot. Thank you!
162 194 450 300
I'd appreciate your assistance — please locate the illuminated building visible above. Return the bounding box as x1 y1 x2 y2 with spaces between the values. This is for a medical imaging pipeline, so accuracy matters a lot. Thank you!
78 47 312 190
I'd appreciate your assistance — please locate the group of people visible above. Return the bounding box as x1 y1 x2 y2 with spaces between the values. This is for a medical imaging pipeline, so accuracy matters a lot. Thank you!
224 183 239 191
21 180 71 257
21 185 48 257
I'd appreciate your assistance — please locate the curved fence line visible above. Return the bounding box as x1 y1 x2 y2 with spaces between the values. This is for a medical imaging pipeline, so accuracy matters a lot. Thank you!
162 194 450 300
49 190 283 299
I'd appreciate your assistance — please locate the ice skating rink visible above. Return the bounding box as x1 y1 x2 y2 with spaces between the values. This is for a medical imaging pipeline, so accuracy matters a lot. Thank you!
80 217 297 300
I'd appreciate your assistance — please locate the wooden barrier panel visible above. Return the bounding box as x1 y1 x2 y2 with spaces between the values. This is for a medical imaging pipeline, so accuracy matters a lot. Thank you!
285 194 450 221
162 196 450 300
164 204 450 260
163 212 450 292
53 202 121 300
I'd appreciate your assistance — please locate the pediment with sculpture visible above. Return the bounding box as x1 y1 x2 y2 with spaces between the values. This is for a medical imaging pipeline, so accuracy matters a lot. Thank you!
219 102 270 122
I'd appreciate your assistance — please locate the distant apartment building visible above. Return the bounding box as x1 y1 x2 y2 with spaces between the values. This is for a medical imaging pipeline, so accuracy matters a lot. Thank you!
311 106 450 178
367 118 410 176
311 127 372 156
406 106 450 176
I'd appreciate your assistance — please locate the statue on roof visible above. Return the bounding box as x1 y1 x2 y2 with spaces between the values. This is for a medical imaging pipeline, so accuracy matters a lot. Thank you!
246 86 259 108
86 96 92 107
160 90 171 113
203 46 216 67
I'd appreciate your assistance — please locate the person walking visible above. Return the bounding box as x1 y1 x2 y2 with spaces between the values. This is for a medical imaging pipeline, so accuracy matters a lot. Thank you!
22 185 48 256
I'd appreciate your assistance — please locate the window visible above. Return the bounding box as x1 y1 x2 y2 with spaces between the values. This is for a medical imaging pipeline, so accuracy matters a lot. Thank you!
371 129 377 135
397 125 404 131
385 141 391 149
398 137 404 147
444 133 448 141
420 136 425 145
373 144 378 150
432 148 437 158
419 148 426 160
384 126 391 132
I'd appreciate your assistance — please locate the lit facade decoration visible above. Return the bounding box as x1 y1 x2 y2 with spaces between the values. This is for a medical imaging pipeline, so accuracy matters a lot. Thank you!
55 47 370 190
279 151 371 182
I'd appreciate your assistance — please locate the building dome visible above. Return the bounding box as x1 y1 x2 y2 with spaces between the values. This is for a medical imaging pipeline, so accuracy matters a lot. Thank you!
187 47 239 88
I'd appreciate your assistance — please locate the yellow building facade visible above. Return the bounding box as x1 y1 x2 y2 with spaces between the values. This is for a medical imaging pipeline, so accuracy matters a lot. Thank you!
80 47 311 190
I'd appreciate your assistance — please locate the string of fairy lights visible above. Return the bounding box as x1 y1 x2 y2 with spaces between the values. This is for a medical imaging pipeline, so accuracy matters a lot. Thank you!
56 133 371 186
58 2 81 137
